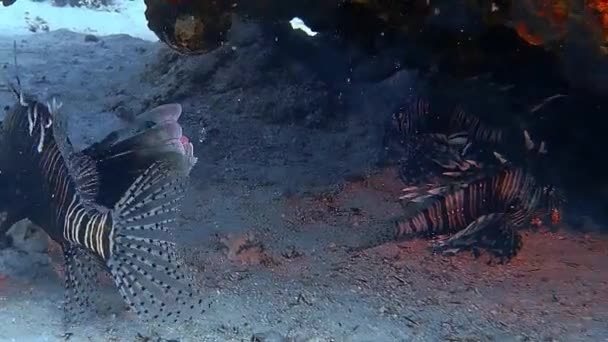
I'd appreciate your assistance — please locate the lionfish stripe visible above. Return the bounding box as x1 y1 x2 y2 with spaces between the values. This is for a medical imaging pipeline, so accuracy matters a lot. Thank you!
43 145 61 179
97 213 109 259
56 168 71 226
63 195 78 242
427 201 439 228
84 213 96 252
446 192 456 229
455 189 465 227
82 213 107 257
73 206 88 245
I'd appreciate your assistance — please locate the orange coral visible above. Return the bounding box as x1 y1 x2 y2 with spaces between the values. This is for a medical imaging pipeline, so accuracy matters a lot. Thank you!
588 0 608 40
510 0 567 46
515 22 546 45
550 208 562 225
536 0 569 25
510 0 608 51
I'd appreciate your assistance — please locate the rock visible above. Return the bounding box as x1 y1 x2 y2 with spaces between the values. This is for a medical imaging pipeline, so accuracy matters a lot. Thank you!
144 0 235 54
0 247 50 279
141 0 608 97
293 337 324 342
84 34 99 43
251 330 289 342
6 219 48 254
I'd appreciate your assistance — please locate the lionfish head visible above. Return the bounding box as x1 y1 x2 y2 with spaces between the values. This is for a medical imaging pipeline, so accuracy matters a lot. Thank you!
392 98 430 137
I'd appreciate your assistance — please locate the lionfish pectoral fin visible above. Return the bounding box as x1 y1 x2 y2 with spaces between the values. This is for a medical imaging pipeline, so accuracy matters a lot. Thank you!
62 244 109 328
442 171 463 177
431 158 457 170
434 213 522 263
446 132 468 146
493 151 508 164
538 141 547 154
431 213 507 252
106 160 204 325
464 159 479 167
481 222 523 264
523 130 535 151
460 142 472 156
399 182 458 204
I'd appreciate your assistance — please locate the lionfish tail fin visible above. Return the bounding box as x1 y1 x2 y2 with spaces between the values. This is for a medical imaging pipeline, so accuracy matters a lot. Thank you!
106 160 204 324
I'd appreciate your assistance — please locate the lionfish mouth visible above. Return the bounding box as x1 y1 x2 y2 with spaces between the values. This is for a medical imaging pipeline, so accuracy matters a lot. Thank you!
179 134 198 167
179 134 190 144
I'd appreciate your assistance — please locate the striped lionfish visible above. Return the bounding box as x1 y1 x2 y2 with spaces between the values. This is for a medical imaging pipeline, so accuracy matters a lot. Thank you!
393 165 564 263
374 97 563 263
0 53 203 327
386 97 503 184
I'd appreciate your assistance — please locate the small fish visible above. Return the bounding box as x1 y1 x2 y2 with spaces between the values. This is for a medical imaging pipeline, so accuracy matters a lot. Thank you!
0 52 202 327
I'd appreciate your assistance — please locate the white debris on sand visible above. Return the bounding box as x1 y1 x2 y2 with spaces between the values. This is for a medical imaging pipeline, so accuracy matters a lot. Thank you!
0 0 156 40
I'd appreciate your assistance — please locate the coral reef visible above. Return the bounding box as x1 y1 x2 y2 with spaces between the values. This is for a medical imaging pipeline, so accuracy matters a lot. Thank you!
139 0 608 96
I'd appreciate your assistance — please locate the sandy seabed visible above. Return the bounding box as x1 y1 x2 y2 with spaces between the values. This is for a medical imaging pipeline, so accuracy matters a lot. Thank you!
0 26 606 342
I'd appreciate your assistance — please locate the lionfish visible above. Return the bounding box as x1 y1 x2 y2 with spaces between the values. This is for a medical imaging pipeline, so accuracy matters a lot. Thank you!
374 96 563 263
391 164 564 263
386 97 501 184
0 53 203 326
